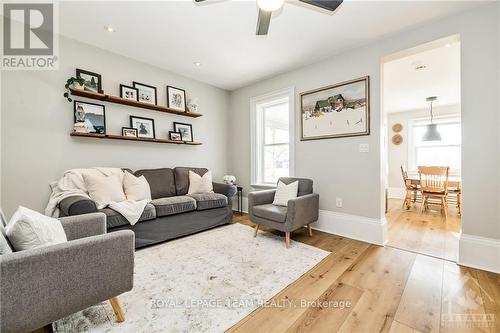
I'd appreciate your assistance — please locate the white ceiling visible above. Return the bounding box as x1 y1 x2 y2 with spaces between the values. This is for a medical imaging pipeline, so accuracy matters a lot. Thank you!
59 1 483 91
383 40 461 113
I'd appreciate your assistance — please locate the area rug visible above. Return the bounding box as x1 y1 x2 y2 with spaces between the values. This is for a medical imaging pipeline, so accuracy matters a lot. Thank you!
53 223 329 333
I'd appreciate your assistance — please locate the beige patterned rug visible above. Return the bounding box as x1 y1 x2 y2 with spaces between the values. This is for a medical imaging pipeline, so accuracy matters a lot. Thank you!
53 223 329 333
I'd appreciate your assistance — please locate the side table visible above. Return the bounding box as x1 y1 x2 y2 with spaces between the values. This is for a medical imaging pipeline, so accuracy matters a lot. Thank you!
236 186 243 216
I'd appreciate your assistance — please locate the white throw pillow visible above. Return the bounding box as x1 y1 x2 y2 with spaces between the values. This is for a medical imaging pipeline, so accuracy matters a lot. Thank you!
83 173 126 209
188 170 213 194
123 171 151 201
6 206 67 251
273 180 299 206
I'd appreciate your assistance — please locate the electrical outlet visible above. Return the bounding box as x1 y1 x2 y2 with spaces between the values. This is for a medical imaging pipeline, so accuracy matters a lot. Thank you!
359 143 369 153
336 198 343 208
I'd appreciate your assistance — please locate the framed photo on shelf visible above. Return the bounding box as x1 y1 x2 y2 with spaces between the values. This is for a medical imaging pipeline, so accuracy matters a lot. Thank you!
173 122 193 142
169 131 182 141
74 101 106 134
133 82 157 105
76 69 102 93
122 127 138 137
120 84 139 101
166 86 187 112
130 116 155 139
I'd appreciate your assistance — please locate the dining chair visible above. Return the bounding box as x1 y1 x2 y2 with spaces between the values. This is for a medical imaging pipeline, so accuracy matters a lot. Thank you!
418 166 450 218
401 165 419 209
448 186 462 216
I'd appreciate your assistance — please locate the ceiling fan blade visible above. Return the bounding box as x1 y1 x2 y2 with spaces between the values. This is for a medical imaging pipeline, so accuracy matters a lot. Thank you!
299 0 343 12
194 0 206 2
256 9 272 35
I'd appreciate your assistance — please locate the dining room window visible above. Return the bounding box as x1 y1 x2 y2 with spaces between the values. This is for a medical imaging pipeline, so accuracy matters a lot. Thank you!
250 88 295 186
408 115 461 175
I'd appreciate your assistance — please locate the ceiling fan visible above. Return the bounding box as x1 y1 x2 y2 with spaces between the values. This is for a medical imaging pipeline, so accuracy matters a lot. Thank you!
194 0 343 36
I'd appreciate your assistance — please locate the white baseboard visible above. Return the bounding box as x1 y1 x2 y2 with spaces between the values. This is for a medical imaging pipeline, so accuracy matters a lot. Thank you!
312 210 388 246
388 187 406 200
458 234 500 273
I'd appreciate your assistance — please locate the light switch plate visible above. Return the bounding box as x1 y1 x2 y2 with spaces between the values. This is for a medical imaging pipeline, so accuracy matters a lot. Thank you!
359 143 369 153
336 198 343 208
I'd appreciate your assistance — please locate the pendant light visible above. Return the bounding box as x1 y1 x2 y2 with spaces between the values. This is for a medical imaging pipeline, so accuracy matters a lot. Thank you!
422 96 441 141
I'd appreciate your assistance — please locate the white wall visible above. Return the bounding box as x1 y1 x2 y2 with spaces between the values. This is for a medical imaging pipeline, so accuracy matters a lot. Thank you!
386 105 460 192
228 4 499 245
1 36 229 217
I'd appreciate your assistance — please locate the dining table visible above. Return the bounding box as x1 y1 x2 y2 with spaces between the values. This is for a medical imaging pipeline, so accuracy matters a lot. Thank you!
405 176 461 189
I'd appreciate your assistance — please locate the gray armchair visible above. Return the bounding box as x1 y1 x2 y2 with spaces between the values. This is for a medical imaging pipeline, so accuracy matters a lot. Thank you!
248 177 319 248
0 213 135 333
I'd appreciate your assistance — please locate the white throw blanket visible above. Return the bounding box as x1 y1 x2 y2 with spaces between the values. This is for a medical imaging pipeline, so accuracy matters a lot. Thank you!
45 167 149 225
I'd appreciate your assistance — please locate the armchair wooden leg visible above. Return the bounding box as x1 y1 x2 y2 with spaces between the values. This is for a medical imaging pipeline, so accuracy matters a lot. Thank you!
109 297 125 323
307 224 313 237
285 232 290 248
253 224 259 237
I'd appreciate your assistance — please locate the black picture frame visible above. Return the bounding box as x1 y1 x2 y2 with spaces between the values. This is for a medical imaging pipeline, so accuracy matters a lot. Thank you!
133 81 157 105
166 85 187 112
173 122 193 142
73 100 106 134
169 131 182 141
122 127 138 137
76 68 102 93
130 116 156 139
120 84 139 101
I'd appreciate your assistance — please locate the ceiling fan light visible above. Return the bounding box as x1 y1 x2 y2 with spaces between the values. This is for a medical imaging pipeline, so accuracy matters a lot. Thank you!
257 0 284 12
422 124 442 141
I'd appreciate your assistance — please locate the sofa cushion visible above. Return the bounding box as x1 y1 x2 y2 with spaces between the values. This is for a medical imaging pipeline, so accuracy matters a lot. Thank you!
278 177 313 196
253 204 287 223
102 203 156 229
174 167 208 196
151 196 197 217
188 170 213 194
135 168 176 199
0 224 13 255
189 193 227 211
0 210 13 254
83 173 126 209
6 206 68 251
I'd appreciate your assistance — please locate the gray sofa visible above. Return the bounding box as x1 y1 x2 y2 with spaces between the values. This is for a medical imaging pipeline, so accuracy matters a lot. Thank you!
248 177 319 247
59 167 237 248
0 213 134 333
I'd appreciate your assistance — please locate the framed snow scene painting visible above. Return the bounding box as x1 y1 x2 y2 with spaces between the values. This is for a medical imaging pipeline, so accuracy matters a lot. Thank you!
300 76 370 140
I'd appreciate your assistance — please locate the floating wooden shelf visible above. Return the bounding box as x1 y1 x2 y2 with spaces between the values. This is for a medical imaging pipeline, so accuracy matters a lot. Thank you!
70 89 203 118
70 132 202 145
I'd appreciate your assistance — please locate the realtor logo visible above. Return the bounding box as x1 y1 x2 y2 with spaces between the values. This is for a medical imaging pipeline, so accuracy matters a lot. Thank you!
1 2 58 69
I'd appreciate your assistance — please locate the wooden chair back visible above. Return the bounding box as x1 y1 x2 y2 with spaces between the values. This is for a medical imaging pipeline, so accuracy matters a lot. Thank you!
418 166 449 194
401 165 411 189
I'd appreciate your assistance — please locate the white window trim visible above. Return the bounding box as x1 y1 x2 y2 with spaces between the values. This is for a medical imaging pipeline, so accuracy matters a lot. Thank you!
250 87 295 188
407 113 461 177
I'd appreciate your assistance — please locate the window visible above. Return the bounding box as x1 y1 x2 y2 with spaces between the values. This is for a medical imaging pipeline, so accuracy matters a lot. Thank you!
408 115 461 175
251 88 294 186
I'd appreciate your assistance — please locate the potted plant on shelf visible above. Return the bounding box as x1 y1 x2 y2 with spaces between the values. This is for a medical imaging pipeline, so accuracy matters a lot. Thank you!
63 76 85 102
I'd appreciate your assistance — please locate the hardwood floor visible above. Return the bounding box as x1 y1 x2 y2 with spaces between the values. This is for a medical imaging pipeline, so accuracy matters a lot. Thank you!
386 198 461 262
229 213 499 333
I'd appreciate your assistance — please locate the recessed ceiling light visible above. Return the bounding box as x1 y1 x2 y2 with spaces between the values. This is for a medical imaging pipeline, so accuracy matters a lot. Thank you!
193 61 201 67
104 26 115 33
445 43 451 48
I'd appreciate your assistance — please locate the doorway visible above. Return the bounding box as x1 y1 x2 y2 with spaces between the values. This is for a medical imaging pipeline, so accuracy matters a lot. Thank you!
382 35 462 262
